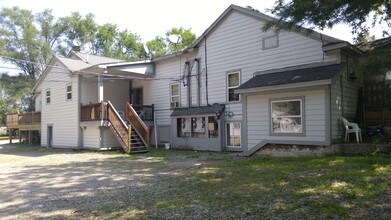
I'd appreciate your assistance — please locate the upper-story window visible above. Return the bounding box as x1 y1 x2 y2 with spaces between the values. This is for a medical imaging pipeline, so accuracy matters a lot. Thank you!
227 71 240 102
262 34 279 50
46 89 51 104
170 83 180 108
66 84 72 100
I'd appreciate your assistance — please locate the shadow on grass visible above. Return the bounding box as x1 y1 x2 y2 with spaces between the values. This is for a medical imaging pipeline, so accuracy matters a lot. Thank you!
0 144 389 219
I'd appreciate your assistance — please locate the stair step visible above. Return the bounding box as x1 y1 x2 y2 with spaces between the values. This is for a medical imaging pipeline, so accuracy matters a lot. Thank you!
131 149 149 154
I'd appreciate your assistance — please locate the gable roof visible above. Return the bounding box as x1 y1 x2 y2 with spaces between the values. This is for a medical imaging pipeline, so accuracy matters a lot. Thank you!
56 56 93 72
33 52 124 92
236 63 346 93
191 4 343 48
69 51 124 65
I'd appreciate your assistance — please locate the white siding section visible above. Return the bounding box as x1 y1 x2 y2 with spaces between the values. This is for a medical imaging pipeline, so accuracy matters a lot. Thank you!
103 80 129 112
40 61 79 148
80 77 99 105
82 126 100 149
246 88 327 150
101 128 120 148
132 53 197 126
34 93 42 112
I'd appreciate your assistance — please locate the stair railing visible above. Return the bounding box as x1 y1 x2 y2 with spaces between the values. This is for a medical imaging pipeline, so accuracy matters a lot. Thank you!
106 101 131 153
126 102 149 146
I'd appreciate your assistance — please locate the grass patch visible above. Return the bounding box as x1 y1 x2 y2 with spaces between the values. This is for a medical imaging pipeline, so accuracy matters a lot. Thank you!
83 151 390 219
2 144 389 219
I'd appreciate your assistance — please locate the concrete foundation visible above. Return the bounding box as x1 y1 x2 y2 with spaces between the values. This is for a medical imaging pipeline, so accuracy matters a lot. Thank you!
254 143 391 157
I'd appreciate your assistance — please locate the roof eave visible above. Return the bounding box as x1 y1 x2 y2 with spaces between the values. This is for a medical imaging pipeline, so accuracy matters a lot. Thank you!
323 42 363 55
235 79 332 94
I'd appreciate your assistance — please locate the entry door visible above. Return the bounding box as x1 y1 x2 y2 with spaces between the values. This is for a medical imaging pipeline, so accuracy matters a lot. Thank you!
131 87 143 105
47 125 53 148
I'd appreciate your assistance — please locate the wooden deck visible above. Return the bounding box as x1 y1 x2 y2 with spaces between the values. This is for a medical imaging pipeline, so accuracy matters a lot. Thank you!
6 112 41 144
6 112 41 130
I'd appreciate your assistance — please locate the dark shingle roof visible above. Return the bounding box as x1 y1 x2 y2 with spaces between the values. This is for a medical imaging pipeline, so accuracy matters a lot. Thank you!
237 63 346 91
171 106 219 117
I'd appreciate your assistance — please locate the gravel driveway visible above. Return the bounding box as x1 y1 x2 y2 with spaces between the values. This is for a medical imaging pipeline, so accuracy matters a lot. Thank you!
0 140 225 219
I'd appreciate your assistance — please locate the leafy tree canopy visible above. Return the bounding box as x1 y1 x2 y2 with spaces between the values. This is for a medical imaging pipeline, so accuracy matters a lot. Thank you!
264 0 390 41
0 73 35 114
146 27 196 58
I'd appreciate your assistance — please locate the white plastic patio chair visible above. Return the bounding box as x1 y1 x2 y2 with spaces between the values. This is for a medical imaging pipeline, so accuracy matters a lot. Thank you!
341 117 362 143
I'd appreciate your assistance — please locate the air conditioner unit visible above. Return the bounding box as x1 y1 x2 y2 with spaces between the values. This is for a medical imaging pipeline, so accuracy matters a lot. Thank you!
170 101 179 108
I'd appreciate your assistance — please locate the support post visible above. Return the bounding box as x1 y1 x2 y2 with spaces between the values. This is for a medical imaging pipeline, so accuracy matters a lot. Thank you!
128 125 132 153
98 74 104 102
19 130 22 143
28 130 32 145
9 129 12 144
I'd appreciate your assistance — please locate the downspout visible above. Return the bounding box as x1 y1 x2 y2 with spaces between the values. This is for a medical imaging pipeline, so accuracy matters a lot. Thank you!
196 58 201 107
77 74 82 149
204 36 210 106
187 61 191 107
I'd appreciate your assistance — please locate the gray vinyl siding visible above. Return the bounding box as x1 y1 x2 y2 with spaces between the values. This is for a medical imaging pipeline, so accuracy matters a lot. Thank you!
330 68 361 142
133 10 339 146
103 80 129 113
246 88 327 150
40 60 79 148
195 11 338 121
132 53 197 126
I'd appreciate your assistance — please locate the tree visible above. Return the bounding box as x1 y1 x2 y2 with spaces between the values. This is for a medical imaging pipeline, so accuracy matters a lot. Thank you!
0 95 6 126
62 12 97 51
146 36 167 58
0 73 36 113
166 27 197 53
264 0 390 41
115 29 144 60
145 27 197 58
0 7 58 79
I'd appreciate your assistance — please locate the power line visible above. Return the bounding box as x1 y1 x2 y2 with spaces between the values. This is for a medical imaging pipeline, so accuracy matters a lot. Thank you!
0 54 203 82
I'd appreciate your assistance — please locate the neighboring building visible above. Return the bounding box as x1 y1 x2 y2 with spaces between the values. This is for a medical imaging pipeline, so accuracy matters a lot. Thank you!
7 5 364 155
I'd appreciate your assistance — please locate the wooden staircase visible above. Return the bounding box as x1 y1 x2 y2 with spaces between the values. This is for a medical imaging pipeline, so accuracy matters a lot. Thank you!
106 101 149 154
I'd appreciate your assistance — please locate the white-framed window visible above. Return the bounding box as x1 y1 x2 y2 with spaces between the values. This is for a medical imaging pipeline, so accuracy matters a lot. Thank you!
271 98 303 134
227 71 240 102
170 83 180 108
226 122 241 147
46 89 51 104
66 84 72 100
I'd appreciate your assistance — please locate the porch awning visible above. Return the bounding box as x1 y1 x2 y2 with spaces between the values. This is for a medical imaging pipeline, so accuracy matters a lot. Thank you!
102 60 155 78
236 63 346 93
171 106 218 117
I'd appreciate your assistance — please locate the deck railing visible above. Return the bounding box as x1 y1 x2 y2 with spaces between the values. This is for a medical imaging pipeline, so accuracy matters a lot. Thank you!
106 101 131 153
132 104 154 121
6 112 41 127
81 102 107 121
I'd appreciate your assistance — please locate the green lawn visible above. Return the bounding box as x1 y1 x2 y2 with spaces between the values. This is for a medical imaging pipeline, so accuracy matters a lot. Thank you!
1 143 389 219
93 149 390 219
